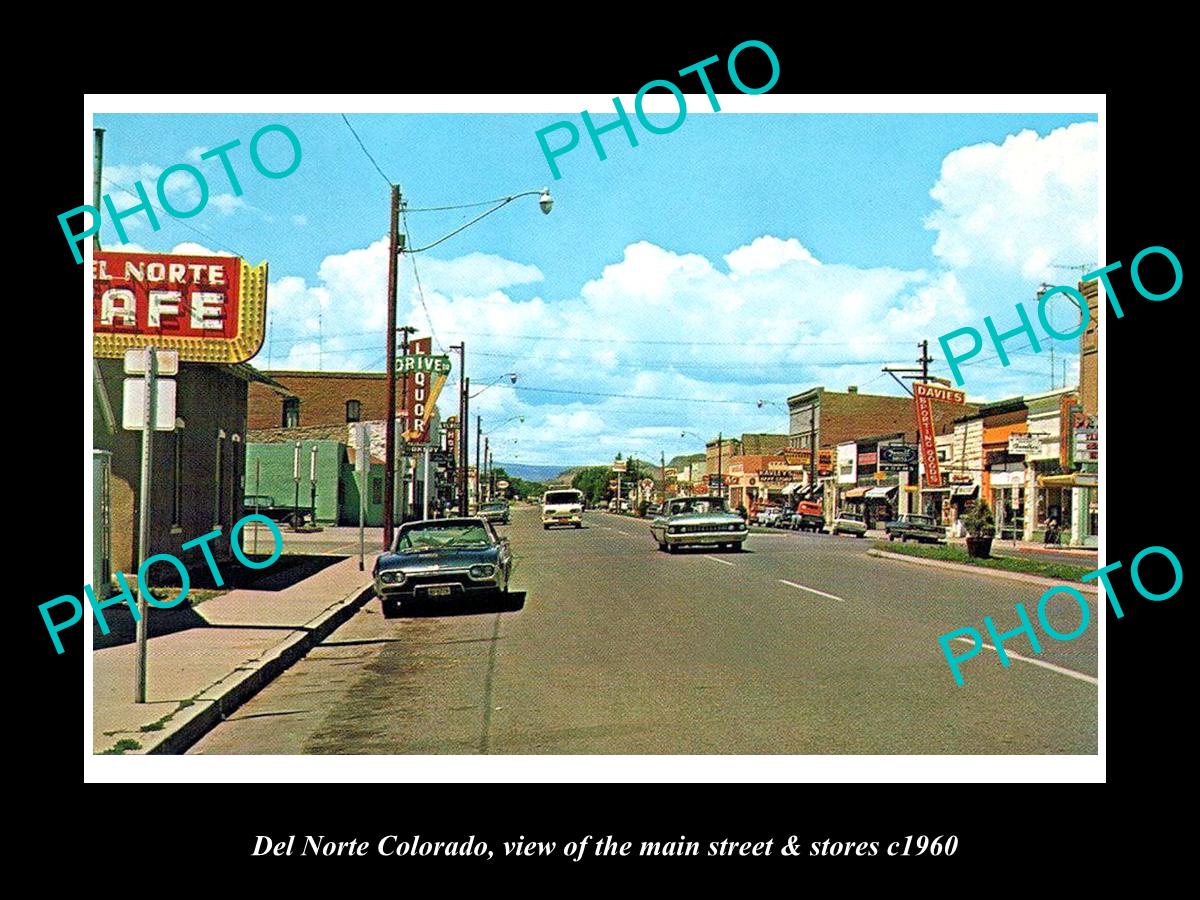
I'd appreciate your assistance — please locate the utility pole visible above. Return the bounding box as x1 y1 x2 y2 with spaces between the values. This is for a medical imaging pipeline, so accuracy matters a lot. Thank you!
461 377 470 515
714 434 722 499
483 436 490 502
396 325 415 526
809 407 817 493
382 185 401 549
450 344 468 515
475 415 482 511
93 128 105 251
660 451 666 503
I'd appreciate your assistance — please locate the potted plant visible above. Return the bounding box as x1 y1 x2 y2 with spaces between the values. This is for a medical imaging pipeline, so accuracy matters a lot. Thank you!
962 500 995 558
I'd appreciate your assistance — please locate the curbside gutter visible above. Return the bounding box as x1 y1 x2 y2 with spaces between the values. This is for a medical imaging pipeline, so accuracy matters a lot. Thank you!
866 548 1098 595
140 581 376 755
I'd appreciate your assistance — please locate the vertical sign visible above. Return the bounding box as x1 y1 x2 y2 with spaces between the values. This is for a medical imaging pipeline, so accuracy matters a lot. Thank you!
402 336 431 442
913 382 965 488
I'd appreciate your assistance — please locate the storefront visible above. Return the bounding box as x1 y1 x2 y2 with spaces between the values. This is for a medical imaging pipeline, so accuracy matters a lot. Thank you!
864 485 897 527
1039 472 1098 548
989 467 1026 541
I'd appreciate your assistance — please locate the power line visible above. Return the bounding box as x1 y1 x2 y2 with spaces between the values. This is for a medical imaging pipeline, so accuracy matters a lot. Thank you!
403 196 524 212
399 200 442 352
340 114 392 187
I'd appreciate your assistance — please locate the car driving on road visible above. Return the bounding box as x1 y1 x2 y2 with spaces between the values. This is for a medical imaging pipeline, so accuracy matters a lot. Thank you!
479 501 510 525
829 510 867 537
884 513 946 544
542 488 585 529
373 517 513 618
649 495 748 553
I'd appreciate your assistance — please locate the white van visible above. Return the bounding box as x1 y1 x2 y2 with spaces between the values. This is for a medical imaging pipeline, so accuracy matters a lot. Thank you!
542 488 585 529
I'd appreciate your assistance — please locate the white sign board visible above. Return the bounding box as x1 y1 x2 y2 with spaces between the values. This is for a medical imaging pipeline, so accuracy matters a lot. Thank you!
123 348 179 376
1007 433 1042 455
612 460 627 473
122 379 177 431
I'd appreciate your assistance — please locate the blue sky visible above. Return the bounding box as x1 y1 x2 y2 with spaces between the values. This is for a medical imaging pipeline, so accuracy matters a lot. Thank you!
94 110 1099 466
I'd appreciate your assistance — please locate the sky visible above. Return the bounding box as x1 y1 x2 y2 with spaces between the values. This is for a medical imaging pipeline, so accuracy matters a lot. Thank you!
94 109 1099 467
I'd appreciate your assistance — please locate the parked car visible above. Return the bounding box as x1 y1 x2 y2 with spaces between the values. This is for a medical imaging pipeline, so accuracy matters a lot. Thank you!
649 495 748 553
478 501 510 525
607 498 630 513
243 494 313 528
829 510 867 538
543 488 585 529
791 499 826 533
373 517 513 618
885 513 946 544
754 506 784 527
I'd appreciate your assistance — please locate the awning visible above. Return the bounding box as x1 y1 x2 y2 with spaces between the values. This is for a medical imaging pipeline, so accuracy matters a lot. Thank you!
842 486 871 500
866 486 897 500
922 487 951 494
1038 473 1098 488
781 482 804 496
951 485 979 499
807 484 824 498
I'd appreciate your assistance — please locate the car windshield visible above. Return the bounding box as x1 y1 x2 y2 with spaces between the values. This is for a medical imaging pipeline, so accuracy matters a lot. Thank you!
839 513 863 522
544 492 581 505
396 523 493 551
482 503 506 511
668 498 727 515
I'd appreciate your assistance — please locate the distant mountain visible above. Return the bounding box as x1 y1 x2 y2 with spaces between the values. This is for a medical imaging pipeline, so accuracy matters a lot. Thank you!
494 462 571 482
667 452 705 469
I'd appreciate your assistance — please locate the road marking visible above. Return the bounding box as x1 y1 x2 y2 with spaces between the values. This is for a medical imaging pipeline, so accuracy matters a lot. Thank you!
778 579 844 602
704 555 736 566
953 637 1098 685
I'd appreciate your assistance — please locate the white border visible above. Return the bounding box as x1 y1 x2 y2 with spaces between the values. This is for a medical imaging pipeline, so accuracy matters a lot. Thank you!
83 93 1105 783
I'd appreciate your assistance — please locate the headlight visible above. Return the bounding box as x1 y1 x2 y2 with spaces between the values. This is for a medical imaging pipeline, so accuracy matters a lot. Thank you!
667 526 680 534
380 570 405 584
469 564 496 579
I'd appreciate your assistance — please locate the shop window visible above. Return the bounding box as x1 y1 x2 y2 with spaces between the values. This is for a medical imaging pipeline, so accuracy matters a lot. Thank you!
346 399 362 423
282 398 300 428
214 429 226 528
371 477 383 505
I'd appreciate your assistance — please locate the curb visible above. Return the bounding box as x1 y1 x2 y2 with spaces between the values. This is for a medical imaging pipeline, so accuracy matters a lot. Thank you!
140 580 376 755
866 548 1098 594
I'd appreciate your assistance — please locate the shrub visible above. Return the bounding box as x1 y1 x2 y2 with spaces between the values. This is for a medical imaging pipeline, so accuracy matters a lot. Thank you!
962 500 995 539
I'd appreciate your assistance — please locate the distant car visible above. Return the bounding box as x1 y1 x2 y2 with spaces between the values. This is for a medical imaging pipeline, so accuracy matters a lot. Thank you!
373 517 513 618
479 501 510 525
885 513 946 544
754 507 784 527
543 488 585 529
790 499 826 532
243 494 313 529
607 498 630 513
649 495 748 553
829 510 867 537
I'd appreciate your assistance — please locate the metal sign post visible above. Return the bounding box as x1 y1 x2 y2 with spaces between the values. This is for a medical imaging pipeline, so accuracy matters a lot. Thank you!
134 347 157 704
309 444 319 526
357 424 368 568
292 441 302 528
422 447 432 520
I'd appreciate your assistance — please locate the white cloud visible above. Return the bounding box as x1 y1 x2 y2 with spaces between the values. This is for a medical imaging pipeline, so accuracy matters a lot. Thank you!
925 122 1098 280
416 252 543 295
254 238 974 465
291 214 309 227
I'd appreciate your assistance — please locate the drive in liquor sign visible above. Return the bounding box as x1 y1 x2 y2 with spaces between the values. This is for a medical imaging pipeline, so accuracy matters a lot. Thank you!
93 251 268 363
913 382 965 487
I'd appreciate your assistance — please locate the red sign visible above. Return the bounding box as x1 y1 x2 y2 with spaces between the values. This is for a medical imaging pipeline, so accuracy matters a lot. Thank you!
402 337 432 442
93 251 268 363
913 382 965 488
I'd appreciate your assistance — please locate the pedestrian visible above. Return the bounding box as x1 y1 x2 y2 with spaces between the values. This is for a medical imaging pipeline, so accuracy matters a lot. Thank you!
1044 516 1058 546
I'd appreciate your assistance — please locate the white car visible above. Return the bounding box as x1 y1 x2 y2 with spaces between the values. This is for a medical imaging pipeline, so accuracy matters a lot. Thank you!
542 488 584 529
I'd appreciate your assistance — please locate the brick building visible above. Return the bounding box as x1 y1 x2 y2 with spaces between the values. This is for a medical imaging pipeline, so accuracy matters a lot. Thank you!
248 370 389 430
787 385 974 450
93 360 290 579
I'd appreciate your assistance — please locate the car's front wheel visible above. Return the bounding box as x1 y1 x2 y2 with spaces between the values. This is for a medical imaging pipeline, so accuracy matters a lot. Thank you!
381 598 402 619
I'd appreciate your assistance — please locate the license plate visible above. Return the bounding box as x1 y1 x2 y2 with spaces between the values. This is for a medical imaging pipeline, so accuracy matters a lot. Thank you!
427 586 452 597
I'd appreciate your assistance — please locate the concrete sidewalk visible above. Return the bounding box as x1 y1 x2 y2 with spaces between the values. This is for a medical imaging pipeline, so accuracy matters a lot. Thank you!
93 554 376 755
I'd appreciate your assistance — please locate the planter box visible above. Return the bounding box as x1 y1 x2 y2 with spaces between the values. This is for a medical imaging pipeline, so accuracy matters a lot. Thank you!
966 536 993 558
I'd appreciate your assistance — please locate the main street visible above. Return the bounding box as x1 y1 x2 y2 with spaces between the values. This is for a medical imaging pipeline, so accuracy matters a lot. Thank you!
191 505 1097 755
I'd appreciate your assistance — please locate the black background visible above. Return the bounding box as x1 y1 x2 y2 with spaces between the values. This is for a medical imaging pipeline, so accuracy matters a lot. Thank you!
25 22 1187 882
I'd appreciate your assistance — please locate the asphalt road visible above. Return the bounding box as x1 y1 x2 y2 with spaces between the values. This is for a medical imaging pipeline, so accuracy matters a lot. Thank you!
191 505 1097 754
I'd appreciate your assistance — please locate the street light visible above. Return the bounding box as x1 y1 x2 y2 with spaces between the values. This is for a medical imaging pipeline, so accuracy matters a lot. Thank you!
383 187 553 549
470 372 518 399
